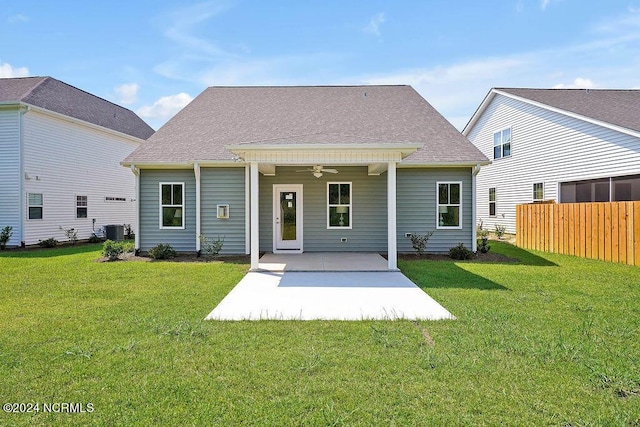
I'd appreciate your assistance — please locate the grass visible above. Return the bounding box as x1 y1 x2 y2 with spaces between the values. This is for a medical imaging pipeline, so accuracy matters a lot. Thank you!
1 243 639 425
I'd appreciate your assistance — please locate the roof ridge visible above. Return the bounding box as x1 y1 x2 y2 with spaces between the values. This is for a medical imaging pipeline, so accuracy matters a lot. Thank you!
205 84 410 89
37 77 142 115
496 87 639 92
15 76 49 101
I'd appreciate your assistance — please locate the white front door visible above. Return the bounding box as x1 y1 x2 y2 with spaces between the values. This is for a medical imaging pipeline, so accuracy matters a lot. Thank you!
273 184 303 253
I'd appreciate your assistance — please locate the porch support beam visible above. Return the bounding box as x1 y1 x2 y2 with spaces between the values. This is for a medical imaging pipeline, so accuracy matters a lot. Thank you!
194 163 201 253
250 162 260 270
368 163 388 176
387 161 398 270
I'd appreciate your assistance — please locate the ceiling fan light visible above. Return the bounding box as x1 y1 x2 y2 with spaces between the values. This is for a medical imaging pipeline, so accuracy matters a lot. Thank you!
313 172 323 178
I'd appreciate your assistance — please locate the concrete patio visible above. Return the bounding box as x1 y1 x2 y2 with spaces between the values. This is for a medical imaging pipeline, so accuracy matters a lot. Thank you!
206 253 455 321
258 252 390 271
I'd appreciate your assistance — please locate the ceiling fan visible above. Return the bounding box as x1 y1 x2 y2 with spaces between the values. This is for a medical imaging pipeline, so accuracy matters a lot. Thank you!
296 165 339 178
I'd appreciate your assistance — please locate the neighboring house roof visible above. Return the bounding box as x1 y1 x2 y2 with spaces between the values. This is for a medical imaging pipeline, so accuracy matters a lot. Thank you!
0 76 154 140
124 85 488 165
463 87 640 136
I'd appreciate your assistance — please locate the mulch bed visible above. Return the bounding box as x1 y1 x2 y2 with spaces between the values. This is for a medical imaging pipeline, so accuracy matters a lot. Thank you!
398 251 518 263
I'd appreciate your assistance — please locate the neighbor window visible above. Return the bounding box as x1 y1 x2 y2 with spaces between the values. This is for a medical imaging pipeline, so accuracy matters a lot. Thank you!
489 187 496 217
76 196 88 218
493 128 511 159
28 193 43 220
533 183 544 202
437 182 461 229
160 183 185 229
328 182 351 228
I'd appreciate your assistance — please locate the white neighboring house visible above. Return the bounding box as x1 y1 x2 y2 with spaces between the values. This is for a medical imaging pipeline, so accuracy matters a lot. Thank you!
0 77 154 247
463 88 640 234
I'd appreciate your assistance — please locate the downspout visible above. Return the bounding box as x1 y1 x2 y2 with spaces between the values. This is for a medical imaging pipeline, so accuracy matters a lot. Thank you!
472 164 481 252
130 164 140 253
194 163 201 255
18 105 30 247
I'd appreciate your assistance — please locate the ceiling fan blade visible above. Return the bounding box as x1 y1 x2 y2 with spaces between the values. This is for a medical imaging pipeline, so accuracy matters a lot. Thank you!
322 169 339 173
295 169 313 172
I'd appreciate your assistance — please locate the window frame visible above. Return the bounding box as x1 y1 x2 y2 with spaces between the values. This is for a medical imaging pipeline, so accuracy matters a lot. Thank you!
533 183 544 202
489 187 496 217
76 195 88 219
436 181 462 230
159 182 185 230
27 193 44 220
327 182 352 229
493 127 512 160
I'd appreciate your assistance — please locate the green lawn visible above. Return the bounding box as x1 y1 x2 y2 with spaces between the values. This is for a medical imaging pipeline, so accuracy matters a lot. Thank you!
1 243 639 425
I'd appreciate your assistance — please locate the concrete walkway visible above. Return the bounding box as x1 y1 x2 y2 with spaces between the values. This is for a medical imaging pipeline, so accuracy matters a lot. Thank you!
205 271 455 321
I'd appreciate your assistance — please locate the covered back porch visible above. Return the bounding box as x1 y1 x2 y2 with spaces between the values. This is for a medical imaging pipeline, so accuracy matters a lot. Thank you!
227 142 422 271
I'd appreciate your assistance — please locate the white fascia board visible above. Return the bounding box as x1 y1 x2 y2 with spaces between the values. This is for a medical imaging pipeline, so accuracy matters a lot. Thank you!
462 89 497 136
399 160 491 168
120 160 241 169
226 142 423 158
492 89 640 140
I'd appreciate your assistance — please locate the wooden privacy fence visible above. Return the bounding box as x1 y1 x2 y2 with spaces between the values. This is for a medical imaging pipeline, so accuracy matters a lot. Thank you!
516 201 640 266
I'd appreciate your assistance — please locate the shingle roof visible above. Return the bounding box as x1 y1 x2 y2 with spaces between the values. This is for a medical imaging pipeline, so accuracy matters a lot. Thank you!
0 76 154 140
496 88 640 133
124 85 487 165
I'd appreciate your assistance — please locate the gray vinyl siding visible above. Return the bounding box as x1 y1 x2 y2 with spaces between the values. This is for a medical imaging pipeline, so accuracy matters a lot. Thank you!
467 93 640 233
397 168 473 253
139 169 196 252
0 110 21 247
259 167 388 252
200 167 246 254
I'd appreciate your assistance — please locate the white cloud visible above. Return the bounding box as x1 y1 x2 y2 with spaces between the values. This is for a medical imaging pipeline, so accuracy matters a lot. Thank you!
161 1 237 58
363 12 385 37
137 93 193 120
8 14 29 24
552 77 596 89
0 62 29 78
114 83 139 105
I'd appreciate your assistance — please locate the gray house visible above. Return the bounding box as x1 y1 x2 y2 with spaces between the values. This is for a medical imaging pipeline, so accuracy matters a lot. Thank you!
122 85 488 270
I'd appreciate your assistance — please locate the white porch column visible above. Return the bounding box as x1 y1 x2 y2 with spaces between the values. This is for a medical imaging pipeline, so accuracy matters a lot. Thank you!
245 165 250 254
250 162 260 270
194 163 201 253
387 161 397 270
131 165 140 252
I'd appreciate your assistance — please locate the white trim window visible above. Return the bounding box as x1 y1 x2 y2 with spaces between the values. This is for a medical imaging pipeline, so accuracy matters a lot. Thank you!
28 193 43 220
76 195 88 219
493 128 511 159
159 182 185 229
437 182 462 229
327 182 352 229
489 187 496 217
533 183 544 202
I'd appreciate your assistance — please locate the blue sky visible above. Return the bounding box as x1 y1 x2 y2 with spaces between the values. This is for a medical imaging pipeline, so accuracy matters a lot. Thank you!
2 1 639 130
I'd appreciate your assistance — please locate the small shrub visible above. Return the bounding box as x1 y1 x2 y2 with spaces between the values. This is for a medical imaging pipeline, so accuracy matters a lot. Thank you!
148 243 177 260
409 231 434 256
0 225 13 250
124 224 134 240
478 229 491 254
199 235 225 257
102 240 135 261
88 233 103 243
39 238 58 248
62 227 78 245
495 224 506 240
449 243 475 260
